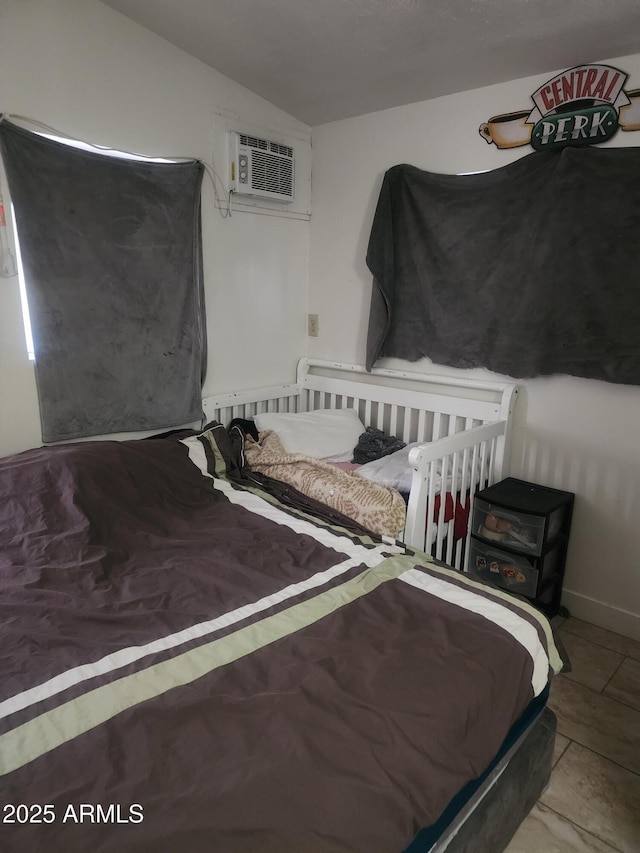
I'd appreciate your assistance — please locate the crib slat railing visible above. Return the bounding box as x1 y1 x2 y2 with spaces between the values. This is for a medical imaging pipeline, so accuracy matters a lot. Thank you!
405 420 508 567
300 369 506 423
453 444 473 569
445 448 463 567
203 363 519 574
204 384 301 424
435 453 449 558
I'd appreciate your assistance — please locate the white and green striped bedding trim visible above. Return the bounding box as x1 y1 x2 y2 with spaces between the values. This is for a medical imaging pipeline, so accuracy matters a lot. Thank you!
0 556 411 776
0 552 557 777
404 559 564 677
0 549 395 724
401 568 552 697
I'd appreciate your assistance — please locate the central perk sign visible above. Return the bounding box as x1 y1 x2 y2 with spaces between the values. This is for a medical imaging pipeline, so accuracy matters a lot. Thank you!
529 64 627 149
479 64 639 150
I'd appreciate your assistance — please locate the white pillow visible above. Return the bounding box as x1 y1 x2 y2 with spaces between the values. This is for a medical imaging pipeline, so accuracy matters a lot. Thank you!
253 408 365 460
357 442 475 494
356 444 417 493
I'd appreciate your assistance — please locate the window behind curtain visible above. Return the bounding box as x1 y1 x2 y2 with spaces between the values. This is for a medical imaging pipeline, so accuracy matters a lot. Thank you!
0 118 206 442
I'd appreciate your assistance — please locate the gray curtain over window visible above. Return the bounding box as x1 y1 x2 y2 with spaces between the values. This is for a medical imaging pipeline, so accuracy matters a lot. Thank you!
366 148 640 385
0 118 206 442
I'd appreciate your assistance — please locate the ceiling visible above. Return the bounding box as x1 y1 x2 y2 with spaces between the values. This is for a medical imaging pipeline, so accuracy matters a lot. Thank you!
102 0 640 126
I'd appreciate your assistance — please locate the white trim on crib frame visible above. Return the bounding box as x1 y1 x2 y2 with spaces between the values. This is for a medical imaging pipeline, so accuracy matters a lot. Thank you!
203 359 520 571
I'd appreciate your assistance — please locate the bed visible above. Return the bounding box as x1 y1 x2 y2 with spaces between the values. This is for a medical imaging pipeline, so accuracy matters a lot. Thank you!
204 359 521 571
0 396 562 852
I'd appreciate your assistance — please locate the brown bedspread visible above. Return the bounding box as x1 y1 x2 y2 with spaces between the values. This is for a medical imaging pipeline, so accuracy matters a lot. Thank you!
244 429 406 539
0 426 562 853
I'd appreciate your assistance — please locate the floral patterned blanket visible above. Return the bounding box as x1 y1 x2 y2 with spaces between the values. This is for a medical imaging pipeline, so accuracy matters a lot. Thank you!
244 430 406 539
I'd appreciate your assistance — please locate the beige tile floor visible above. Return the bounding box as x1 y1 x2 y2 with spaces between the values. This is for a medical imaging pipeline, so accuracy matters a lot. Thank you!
505 617 640 853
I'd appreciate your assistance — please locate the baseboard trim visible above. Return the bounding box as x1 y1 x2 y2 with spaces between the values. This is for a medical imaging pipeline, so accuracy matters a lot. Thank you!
561 589 640 642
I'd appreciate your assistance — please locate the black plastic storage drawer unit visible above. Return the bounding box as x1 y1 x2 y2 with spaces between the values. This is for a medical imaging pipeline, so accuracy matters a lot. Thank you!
469 478 574 616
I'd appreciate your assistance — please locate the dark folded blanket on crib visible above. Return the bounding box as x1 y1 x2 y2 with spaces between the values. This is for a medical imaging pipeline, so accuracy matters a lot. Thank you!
352 427 406 464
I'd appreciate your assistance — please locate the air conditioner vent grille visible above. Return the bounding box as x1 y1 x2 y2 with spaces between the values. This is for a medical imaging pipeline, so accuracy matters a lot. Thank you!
239 134 293 159
250 151 293 196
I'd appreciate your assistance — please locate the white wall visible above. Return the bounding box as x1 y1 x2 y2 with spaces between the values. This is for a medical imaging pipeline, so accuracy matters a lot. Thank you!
309 54 640 640
0 0 311 457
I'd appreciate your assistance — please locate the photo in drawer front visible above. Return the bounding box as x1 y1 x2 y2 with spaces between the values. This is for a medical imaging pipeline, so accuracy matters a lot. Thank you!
471 544 538 597
478 508 539 551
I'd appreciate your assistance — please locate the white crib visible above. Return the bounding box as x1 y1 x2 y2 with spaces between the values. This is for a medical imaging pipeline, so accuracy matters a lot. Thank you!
203 359 520 571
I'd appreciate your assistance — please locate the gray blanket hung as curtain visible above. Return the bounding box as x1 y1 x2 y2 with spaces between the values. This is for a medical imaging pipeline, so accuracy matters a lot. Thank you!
365 147 640 386
0 117 206 442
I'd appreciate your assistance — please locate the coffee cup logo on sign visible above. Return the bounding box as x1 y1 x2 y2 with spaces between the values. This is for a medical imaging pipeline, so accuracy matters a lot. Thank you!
619 88 640 131
479 64 639 151
479 111 532 148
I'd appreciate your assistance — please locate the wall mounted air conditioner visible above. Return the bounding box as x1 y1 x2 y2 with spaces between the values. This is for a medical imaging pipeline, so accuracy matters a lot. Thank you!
228 131 295 202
